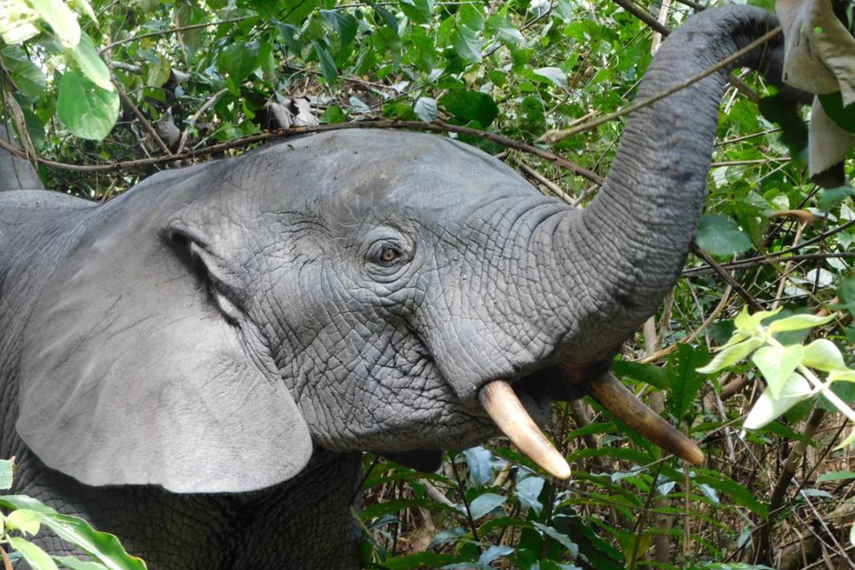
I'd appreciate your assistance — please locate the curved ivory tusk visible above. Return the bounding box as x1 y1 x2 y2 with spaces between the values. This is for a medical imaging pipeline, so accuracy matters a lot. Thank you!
584 371 704 466
479 380 571 479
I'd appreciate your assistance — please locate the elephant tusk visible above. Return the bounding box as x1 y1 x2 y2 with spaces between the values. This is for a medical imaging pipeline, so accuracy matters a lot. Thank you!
583 371 704 466
479 380 571 479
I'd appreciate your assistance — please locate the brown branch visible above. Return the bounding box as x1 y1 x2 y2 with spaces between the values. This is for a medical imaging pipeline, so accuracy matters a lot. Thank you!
0 120 604 185
0 546 11 570
115 82 172 155
539 27 780 144
692 245 764 311
683 252 855 278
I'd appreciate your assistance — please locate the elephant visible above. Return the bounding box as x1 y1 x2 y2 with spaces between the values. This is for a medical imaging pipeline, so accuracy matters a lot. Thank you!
0 5 787 569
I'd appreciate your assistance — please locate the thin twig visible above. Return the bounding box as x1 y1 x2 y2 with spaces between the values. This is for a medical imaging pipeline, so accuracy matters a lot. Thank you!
115 82 172 155
0 120 603 185
683 252 855 278
692 245 764 311
539 27 781 144
176 89 227 155
100 16 255 53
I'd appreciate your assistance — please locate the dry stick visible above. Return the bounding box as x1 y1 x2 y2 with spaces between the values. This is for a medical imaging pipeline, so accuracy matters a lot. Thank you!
0 121 604 185
683 252 855 278
638 285 732 363
512 157 576 205
100 15 255 53
115 82 172 156
753 407 827 565
0 546 11 570
539 27 781 145
176 88 228 155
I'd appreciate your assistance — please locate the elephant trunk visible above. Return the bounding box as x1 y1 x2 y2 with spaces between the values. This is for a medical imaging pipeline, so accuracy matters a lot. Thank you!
556 6 782 362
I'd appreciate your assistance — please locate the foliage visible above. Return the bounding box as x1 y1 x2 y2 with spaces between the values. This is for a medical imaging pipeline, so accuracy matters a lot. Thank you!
0 459 146 570
1 0 855 568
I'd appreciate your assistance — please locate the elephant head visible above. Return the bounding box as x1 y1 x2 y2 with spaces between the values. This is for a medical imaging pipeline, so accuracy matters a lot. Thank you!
16 5 781 493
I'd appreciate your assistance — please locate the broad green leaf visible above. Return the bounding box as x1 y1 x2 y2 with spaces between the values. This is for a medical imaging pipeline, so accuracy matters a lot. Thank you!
29 0 80 47
803 339 848 371
452 25 482 64
69 0 97 22
767 313 835 333
751 344 803 399
9 537 58 570
219 41 260 89
532 522 579 558
320 10 358 45
57 71 119 140
829 369 855 382
144 56 171 89
438 91 498 127
414 97 438 123
1 46 46 97
692 470 768 516
612 360 668 390
311 41 338 85
399 0 433 25
816 470 855 483
819 91 855 133
6 508 43 535
667 344 709 420
458 4 484 31
695 214 752 258
276 22 303 55
382 552 462 570
532 67 567 87
478 545 514 566
463 446 493 486
697 337 763 374
0 0 39 44
733 306 781 335
468 493 505 519
744 373 814 430
55 557 109 570
485 13 524 46
818 186 855 211
67 34 113 92
0 458 12 489
0 496 147 570
514 475 544 515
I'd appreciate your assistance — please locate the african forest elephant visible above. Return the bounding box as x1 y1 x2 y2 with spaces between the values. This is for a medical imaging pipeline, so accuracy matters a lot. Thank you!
0 6 786 569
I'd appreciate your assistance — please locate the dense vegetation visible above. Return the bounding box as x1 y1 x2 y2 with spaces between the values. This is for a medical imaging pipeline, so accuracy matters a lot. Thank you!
1 0 854 568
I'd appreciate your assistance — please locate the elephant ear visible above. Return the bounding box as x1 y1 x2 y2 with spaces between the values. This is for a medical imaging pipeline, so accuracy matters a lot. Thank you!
16 181 312 493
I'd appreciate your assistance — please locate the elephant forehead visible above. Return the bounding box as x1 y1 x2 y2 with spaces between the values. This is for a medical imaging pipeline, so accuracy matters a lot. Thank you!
237 130 537 212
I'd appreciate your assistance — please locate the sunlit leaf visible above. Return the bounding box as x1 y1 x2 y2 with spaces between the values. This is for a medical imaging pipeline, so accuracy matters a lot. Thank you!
0 458 12 490
57 70 119 140
29 0 80 47
66 34 113 92
697 338 763 374
803 339 848 371
9 537 58 570
767 313 835 333
744 373 814 430
6 509 43 535
733 306 781 335
751 344 803 399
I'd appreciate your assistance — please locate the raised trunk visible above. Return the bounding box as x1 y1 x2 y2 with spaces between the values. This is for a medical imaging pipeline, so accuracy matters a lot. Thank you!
561 6 781 362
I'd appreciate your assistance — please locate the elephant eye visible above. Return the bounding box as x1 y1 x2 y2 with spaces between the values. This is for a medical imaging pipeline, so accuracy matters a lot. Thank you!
379 244 402 264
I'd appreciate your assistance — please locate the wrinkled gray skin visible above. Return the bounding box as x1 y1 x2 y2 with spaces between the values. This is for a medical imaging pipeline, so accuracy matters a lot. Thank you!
0 7 784 569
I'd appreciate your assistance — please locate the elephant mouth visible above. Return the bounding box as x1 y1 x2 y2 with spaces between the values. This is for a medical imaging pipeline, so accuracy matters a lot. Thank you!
478 363 705 479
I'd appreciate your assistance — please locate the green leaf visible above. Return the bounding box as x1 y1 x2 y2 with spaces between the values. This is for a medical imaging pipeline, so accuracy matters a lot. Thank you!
0 458 12 489
514 475 544 515
818 186 855 211
767 313 835 333
311 41 338 85
1 46 46 97
438 91 498 127
452 25 482 64
458 4 484 31
0 496 147 570
29 0 80 47
532 522 579 559
485 13 524 46
695 214 752 258
9 537 58 570
57 70 119 141
733 306 782 335
816 470 855 483
320 10 358 45
666 344 709 420
144 56 171 89
468 493 505 519
819 91 855 133
219 40 260 89
697 337 764 374
612 360 668 390
320 105 346 124
6 509 44 535
744 373 814 430
532 67 567 88
751 344 804 399
803 339 848 371
66 34 113 92
399 0 433 25
414 97 437 123
382 552 462 570
54 557 109 570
